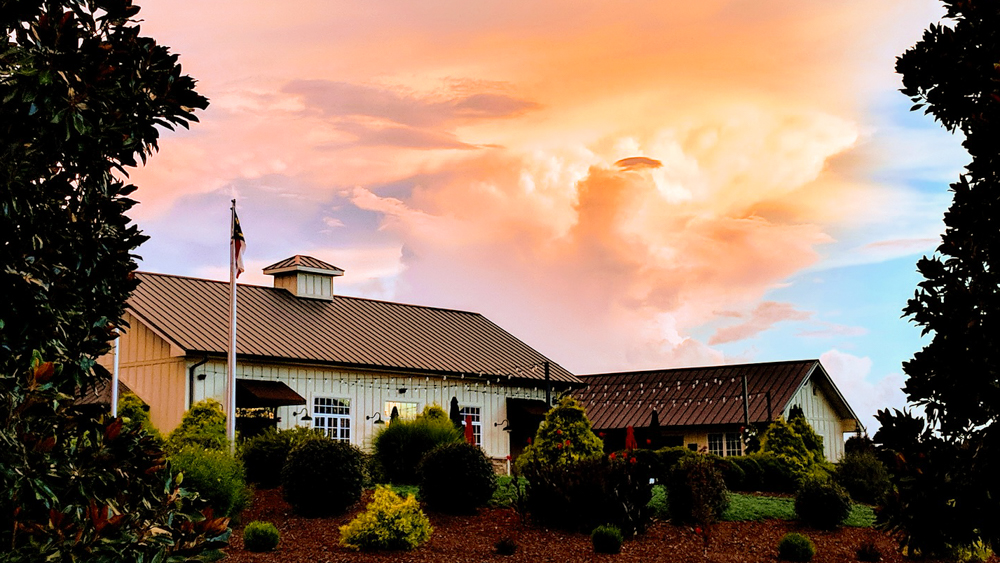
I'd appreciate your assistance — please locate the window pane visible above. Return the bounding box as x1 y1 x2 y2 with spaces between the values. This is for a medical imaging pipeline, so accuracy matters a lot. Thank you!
725 432 742 457
708 433 724 456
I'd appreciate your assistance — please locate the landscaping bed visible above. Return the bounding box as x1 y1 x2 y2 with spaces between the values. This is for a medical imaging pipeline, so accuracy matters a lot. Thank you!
222 487 971 563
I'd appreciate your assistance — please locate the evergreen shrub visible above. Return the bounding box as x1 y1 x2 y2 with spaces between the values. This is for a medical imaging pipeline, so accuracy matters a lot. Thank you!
794 475 851 529
835 451 891 505
748 453 798 493
417 442 497 513
170 446 250 518
167 399 228 453
282 438 364 516
373 407 461 484
240 429 292 489
514 396 604 471
243 521 280 552
118 391 162 442
778 532 815 562
728 456 763 491
664 455 729 525
339 486 432 551
591 524 624 554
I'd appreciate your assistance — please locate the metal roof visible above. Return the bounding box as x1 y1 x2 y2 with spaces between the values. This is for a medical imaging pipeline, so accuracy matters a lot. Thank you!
127 272 579 385
262 255 344 275
573 360 857 430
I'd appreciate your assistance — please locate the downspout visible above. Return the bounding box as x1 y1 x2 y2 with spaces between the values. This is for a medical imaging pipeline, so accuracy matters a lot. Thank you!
188 355 210 410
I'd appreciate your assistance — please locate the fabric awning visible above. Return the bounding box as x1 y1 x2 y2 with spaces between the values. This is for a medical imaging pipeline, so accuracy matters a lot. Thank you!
236 379 306 408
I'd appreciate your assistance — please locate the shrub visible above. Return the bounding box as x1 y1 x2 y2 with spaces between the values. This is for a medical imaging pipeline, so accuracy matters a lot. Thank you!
592 524 624 554
856 541 882 562
418 442 497 513
521 453 652 535
652 446 696 481
167 399 228 453
748 453 798 493
515 396 604 471
118 391 162 442
373 409 462 484
171 446 250 518
282 438 365 516
494 536 518 556
664 455 729 525
240 429 292 489
243 521 280 552
778 532 815 562
728 456 763 491
794 475 851 529
713 456 746 491
835 451 890 505
339 486 433 551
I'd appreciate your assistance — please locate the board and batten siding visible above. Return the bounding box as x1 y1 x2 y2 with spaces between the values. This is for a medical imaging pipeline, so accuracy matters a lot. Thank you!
114 312 187 431
191 359 548 460
783 377 849 461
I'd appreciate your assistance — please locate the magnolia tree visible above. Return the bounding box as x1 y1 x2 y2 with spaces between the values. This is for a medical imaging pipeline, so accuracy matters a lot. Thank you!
1 1 214 560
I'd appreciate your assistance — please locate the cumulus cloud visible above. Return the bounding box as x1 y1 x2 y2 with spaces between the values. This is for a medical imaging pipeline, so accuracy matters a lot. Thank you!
709 302 813 345
820 349 908 432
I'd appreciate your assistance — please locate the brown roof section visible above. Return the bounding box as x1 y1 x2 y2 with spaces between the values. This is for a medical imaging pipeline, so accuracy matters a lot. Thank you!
573 360 854 430
127 272 579 385
236 379 306 408
74 379 136 407
263 255 344 275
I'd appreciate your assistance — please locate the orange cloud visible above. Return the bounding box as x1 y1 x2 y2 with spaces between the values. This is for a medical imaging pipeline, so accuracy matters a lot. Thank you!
709 302 813 345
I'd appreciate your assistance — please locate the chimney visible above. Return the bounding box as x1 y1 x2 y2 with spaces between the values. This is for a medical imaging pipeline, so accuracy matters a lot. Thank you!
262 255 344 300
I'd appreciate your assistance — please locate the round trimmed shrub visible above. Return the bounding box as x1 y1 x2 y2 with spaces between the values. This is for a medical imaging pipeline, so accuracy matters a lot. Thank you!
170 445 250 518
591 524 623 554
373 412 462 484
664 454 729 525
240 429 292 489
417 442 497 513
166 399 228 453
729 456 764 491
794 475 851 529
713 456 746 491
282 438 365 516
243 521 280 552
835 451 891 505
778 532 815 562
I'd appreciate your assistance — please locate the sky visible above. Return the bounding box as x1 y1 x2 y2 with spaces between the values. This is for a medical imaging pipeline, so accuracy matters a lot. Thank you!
126 0 967 433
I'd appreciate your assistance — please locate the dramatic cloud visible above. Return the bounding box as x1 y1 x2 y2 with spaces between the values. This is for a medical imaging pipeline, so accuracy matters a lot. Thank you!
820 349 908 431
709 302 813 345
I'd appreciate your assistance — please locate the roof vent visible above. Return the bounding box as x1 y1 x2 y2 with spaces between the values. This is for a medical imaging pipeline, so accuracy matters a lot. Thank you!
262 255 344 300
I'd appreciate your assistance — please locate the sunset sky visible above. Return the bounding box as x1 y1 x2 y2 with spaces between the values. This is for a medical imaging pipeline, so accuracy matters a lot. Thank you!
128 0 965 431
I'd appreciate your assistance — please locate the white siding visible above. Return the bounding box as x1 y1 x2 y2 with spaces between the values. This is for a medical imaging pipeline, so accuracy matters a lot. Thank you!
784 378 849 461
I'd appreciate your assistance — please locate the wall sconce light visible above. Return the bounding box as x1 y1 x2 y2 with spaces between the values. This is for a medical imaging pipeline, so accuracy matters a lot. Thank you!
292 409 312 422
494 419 510 431
366 412 385 425
397 387 408 394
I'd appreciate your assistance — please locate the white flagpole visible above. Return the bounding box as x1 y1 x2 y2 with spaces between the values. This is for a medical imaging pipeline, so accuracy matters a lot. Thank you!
111 335 120 417
226 200 238 453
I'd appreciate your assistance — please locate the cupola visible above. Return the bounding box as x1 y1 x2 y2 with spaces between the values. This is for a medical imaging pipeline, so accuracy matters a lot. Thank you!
262 255 344 300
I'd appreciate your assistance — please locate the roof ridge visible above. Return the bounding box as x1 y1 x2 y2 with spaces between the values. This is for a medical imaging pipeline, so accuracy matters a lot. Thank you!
134 271 484 316
577 359 818 378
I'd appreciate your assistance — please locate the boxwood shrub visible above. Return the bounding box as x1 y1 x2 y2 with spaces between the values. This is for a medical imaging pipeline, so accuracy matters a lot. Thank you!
282 438 364 516
417 442 496 513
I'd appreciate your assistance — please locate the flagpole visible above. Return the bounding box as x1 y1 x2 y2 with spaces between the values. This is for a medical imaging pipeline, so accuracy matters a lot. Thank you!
226 200 238 453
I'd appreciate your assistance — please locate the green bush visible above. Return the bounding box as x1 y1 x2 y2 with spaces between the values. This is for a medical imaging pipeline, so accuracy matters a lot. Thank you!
794 475 851 529
521 453 652 535
591 524 624 554
728 456 763 491
118 391 162 442
778 532 815 562
240 429 291 489
282 438 365 516
835 451 890 505
339 486 433 551
167 399 228 453
655 446 697 476
373 409 462 484
747 453 798 493
515 396 604 471
243 521 280 552
171 446 250 519
418 442 497 513
664 455 729 525
713 456 746 491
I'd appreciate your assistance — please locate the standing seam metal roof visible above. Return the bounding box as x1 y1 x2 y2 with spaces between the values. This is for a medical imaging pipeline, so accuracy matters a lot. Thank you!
127 272 579 385
572 360 851 430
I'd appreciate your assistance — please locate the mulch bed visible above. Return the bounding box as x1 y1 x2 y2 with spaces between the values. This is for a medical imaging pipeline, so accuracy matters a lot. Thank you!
223 488 988 563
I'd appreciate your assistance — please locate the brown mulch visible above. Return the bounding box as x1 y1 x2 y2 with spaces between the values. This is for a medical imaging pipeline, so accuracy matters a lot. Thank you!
223 488 985 563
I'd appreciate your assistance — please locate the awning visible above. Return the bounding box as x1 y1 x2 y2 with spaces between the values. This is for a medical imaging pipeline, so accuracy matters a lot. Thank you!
236 379 306 409
507 397 550 416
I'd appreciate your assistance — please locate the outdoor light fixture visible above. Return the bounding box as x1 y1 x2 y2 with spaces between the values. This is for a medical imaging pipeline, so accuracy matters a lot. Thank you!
366 412 385 425
292 409 312 422
494 419 511 431
398 387 408 394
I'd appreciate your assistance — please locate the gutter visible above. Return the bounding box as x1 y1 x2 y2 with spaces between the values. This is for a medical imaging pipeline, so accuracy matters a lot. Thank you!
188 355 210 409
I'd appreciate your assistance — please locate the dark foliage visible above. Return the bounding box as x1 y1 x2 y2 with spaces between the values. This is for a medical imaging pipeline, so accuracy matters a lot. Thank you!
727 455 763 492
520 453 653 536
1 1 209 559
844 434 876 456
281 438 365 517
241 429 293 489
794 476 851 529
664 454 729 526
883 1 1000 553
856 541 883 562
746 453 797 493
778 532 815 562
372 412 461 484
834 450 890 505
494 536 518 556
417 442 497 514
591 524 624 554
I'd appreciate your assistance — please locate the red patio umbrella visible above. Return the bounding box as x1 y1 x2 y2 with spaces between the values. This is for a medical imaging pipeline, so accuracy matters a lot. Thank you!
465 414 475 444
625 425 638 451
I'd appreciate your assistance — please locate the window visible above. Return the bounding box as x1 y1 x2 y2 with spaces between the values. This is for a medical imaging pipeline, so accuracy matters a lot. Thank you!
384 401 419 420
709 432 743 457
459 406 482 447
708 433 725 456
313 397 350 442
725 432 743 456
